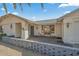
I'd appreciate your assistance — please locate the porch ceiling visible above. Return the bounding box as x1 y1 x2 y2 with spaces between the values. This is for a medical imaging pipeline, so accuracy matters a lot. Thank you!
35 19 58 25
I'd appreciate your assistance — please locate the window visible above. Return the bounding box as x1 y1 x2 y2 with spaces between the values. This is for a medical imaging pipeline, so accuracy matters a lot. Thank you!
50 25 55 33
41 25 50 34
43 26 50 34
41 25 55 34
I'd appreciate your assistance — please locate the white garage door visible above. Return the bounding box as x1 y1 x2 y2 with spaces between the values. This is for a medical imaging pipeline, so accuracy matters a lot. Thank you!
73 21 79 43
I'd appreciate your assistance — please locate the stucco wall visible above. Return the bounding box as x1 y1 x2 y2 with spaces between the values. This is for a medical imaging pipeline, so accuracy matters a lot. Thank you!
24 23 29 39
2 23 15 36
34 25 42 36
55 23 62 37
0 15 29 39
63 16 79 44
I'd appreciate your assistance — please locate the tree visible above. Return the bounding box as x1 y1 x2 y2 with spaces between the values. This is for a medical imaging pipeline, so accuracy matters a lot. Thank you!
2 3 44 14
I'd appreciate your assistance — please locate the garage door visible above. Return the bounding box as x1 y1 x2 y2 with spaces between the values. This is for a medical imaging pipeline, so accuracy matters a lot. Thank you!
73 21 79 43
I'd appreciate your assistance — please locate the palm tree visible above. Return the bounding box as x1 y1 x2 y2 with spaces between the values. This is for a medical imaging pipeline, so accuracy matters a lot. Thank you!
2 3 8 14
2 3 44 14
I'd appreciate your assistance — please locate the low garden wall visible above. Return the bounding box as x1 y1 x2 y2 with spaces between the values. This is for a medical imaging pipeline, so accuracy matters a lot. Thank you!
2 37 79 56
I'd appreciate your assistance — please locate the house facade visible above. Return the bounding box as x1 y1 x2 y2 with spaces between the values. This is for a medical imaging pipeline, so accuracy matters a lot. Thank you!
34 19 62 38
0 14 35 39
0 14 62 40
62 9 79 44
0 8 79 45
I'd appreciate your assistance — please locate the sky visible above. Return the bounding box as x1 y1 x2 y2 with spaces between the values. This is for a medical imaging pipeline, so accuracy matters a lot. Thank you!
0 3 78 21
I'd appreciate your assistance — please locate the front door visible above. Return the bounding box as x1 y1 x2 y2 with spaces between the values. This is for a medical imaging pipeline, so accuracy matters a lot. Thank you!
30 26 34 36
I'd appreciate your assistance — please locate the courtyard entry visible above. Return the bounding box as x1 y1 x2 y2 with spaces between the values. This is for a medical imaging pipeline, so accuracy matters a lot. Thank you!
15 23 22 38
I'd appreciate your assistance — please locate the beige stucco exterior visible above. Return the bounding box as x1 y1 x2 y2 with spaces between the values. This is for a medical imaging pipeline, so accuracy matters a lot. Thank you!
0 14 63 40
0 14 30 39
34 25 42 36
62 9 79 44
55 22 62 37
1 9 79 45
